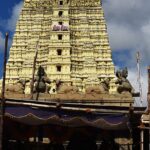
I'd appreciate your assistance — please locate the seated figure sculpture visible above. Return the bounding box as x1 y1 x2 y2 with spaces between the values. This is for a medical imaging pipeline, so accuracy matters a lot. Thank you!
55 81 79 94
33 66 51 93
115 67 134 94
86 79 110 94
6 79 29 94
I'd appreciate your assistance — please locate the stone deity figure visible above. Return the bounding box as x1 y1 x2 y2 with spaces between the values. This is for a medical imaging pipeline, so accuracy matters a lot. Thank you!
6 79 29 94
33 66 51 93
115 67 134 94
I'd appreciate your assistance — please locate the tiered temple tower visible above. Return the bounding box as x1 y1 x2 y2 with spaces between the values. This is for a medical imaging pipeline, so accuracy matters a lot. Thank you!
6 0 116 93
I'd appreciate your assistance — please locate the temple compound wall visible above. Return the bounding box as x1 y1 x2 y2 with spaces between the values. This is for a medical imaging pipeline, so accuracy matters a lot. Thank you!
5 0 116 93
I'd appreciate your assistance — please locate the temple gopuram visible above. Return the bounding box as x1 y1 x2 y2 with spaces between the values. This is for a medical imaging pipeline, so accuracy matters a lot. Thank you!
6 0 116 93
0 0 147 150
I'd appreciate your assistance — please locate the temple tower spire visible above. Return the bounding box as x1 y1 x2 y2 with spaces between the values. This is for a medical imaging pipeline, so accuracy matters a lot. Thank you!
5 0 116 93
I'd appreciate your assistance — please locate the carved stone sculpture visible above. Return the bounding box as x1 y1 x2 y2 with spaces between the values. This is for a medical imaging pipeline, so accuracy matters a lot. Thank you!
85 79 110 94
115 67 134 94
101 78 110 92
33 66 51 93
6 79 29 94
58 85 79 94
53 81 79 94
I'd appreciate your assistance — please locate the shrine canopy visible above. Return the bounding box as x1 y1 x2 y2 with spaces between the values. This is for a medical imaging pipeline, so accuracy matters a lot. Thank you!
4 106 130 130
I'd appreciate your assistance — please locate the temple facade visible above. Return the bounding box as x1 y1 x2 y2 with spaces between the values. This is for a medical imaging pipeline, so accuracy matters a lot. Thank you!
5 0 116 93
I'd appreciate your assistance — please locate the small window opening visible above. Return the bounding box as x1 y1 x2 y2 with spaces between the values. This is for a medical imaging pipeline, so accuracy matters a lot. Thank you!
58 11 63 17
57 49 62 55
59 21 63 25
58 34 63 40
57 66 62 72
59 1 63 5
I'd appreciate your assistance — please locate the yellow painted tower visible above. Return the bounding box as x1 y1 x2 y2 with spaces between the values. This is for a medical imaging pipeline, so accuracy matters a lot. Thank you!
5 0 116 93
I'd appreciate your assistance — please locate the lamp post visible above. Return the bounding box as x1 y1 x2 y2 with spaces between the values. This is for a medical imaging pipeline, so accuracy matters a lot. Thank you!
30 41 38 100
0 33 9 150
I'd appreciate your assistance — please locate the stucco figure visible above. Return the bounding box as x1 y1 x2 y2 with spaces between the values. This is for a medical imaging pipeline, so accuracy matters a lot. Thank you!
85 79 110 94
6 79 29 94
33 66 51 93
115 67 134 94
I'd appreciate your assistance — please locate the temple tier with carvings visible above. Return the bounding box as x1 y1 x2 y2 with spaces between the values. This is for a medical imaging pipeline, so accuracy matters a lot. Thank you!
6 0 116 94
